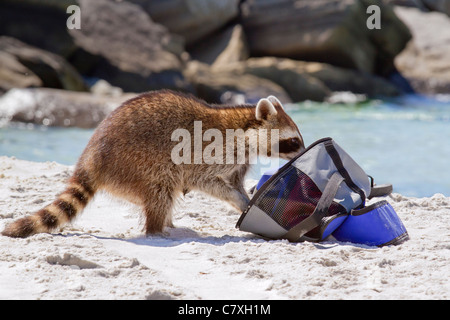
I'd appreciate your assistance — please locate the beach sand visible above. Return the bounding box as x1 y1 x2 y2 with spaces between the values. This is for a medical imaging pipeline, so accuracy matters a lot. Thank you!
0 156 448 300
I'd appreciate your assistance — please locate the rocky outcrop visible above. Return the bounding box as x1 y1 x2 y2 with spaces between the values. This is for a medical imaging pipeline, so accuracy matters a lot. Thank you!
4 0 446 118
422 0 450 15
240 0 411 77
216 57 400 102
0 0 191 93
0 36 87 93
130 0 241 45
394 7 450 94
0 52 42 95
212 25 250 68
0 0 77 59
383 0 427 9
184 61 291 104
0 88 135 128
68 0 191 92
215 58 331 102
189 24 250 67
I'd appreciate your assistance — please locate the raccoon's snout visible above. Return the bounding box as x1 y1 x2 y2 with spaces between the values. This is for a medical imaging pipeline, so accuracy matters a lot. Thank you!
296 137 306 152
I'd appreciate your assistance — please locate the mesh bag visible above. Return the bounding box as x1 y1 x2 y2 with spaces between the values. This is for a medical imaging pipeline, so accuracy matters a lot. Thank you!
236 138 373 242
253 166 347 239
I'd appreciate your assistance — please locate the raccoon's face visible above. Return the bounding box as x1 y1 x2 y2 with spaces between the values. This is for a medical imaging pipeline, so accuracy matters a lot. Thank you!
255 96 305 160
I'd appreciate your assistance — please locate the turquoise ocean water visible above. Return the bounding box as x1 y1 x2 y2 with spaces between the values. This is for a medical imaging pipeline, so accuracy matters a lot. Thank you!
1 94 449 197
283 95 450 197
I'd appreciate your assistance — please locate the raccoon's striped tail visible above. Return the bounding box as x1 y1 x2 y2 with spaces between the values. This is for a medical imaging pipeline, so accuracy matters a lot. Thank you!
2 170 96 238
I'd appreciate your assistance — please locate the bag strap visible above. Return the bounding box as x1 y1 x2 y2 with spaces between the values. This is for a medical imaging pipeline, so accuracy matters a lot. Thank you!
283 171 345 242
324 140 366 208
369 184 393 199
367 175 393 199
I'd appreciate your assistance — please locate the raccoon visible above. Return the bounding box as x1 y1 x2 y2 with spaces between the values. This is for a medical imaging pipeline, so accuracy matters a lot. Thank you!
2 90 304 238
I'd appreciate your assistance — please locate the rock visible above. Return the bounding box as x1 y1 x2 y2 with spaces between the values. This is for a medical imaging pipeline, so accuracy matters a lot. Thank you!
383 0 450 16
184 61 291 104
240 0 411 76
212 25 250 68
46 253 102 269
0 36 87 92
394 7 450 94
383 0 427 9
0 0 78 58
0 0 191 93
421 0 450 15
189 24 250 67
0 88 136 128
303 60 401 97
217 57 400 102
0 51 42 95
89 79 123 98
130 0 240 45
216 58 331 102
69 0 191 93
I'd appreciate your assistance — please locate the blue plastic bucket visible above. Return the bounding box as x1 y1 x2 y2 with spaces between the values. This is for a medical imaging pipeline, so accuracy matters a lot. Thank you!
332 200 409 247
321 215 348 240
251 169 408 246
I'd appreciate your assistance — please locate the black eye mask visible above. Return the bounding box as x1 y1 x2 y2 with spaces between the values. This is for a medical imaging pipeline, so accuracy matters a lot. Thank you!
278 137 302 154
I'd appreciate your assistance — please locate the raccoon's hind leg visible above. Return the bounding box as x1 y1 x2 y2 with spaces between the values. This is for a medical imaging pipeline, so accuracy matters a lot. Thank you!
142 184 176 235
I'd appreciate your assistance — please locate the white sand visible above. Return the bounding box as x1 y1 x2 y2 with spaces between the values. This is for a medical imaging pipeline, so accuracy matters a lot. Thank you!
0 156 449 300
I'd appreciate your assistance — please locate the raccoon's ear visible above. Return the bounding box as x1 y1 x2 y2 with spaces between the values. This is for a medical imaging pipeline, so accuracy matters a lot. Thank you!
256 98 277 121
267 96 284 109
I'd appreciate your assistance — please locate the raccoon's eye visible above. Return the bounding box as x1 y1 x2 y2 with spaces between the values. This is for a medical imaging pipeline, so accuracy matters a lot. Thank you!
290 138 300 147
279 137 302 153
290 138 302 150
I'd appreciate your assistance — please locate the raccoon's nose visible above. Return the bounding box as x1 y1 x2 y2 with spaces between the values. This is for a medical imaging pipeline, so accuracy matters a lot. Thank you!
298 137 305 152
